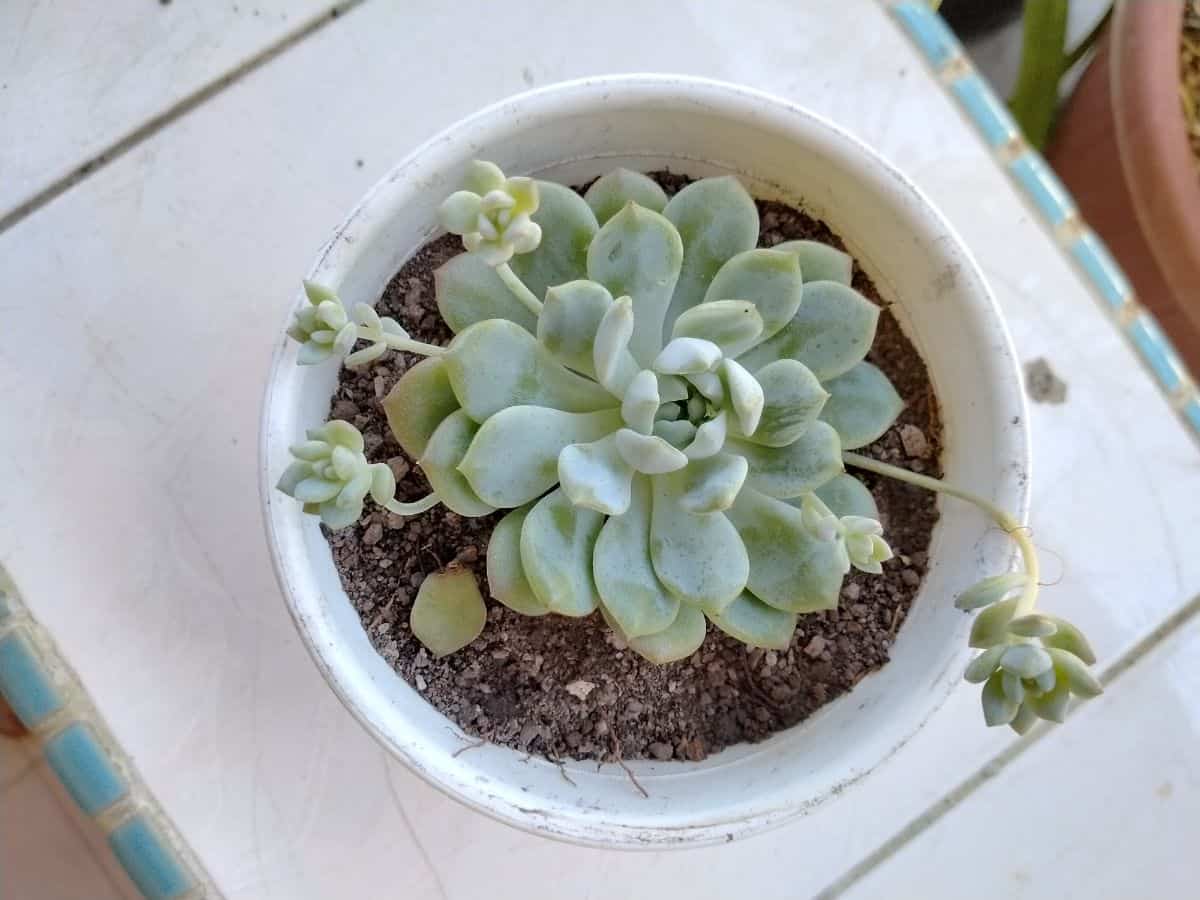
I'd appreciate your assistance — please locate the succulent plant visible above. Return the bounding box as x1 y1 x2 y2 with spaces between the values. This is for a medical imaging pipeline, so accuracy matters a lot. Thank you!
279 161 1102 734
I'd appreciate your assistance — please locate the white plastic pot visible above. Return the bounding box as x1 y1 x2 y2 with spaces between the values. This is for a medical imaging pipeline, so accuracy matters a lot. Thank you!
260 75 1029 848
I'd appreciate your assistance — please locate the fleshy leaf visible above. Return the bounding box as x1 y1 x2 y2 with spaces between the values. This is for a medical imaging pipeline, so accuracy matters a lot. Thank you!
737 281 879 380
653 419 697 449
771 239 854 286
653 337 723 375
1042 617 1097 665
955 572 1028 611
684 410 728 460
586 202 683 367
627 604 707 664
982 672 1019 726
964 645 1006 684
1009 701 1039 734
676 452 748 513
812 473 879 520
621 370 661 434
671 300 763 358
460 406 621 508
1048 648 1102 698
509 180 599 301
520 489 603 617
1000 643 1053 678
537 280 615 377
382 357 460 458
819 362 904 449
703 249 804 346
593 475 680 638
583 169 669 224
558 432 635 515
720 358 765 435
650 472 748 613
1008 614 1058 638
1030 679 1071 723
419 410 495 516
728 420 843 498
435 253 539 334
663 176 760 332
969 598 1019 648
444 319 614 421
615 428 689 475
726 487 846 613
742 359 828 447
463 160 506 195
486 507 548 616
410 568 487 658
707 592 797 650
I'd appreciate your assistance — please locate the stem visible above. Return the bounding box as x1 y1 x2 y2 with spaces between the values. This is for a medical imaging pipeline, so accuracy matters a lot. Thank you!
385 493 441 516
496 263 543 315
843 452 1040 615
381 333 446 357
1008 0 1069 150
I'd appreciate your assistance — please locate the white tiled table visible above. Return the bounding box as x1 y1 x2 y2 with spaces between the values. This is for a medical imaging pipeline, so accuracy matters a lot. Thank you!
2 1 1198 897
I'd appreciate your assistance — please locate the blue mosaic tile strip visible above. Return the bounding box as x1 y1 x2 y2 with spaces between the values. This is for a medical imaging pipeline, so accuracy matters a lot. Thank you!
0 630 65 727
1068 230 1132 311
891 0 1200 444
44 722 129 816
0 571 214 899
109 816 196 900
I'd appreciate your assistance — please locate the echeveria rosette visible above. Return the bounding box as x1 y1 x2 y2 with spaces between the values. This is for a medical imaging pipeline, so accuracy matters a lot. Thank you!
276 420 439 530
958 574 1101 734
382 166 906 663
439 161 542 267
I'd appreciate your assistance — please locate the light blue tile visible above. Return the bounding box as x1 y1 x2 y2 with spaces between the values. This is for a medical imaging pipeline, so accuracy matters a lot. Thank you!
1069 230 1132 311
1128 313 1186 394
892 2 962 68
108 816 194 900
951 74 1018 147
45 722 128 816
1008 153 1077 225
0 631 64 727
1184 397 1200 436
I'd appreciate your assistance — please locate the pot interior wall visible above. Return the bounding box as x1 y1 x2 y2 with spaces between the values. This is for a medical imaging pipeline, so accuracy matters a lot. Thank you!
263 79 1027 846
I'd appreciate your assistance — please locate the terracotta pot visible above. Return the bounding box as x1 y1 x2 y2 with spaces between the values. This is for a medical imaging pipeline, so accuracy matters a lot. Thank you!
1049 0 1200 369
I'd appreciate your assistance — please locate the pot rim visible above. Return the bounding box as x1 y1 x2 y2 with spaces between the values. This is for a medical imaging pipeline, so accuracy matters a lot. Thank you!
1111 0 1200 320
259 74 1030 847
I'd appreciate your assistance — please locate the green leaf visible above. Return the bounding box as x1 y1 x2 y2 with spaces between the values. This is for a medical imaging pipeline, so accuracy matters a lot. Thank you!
1030 679 1070 723
663 176 760 332
444 319 614 421
459 406 622 508
725 487 846 613
435 253 539 334
558 432 635 515
727 420 843 499
964 646 1006 684
520 489 604 617
737 281 879 381
819 362 904 449
1048 648 1102 698
982 671 1019 726
671 300 763 358
1042 616 1097 665
969 598 1018 648
1008 614 1058 638
508 180 599 301
486 506 548 616
955 572 1028 611
627 604 708 664
410 568 487 658
707 591 797 650
583 168 669 224
812 473 878 520
381 357 460 459
650 472 748 614
538 280 636 383
703 249 804 346
741 359 828 447
593 475 680 638
419 410 496 516
771 239 853 286
586 202 683 367
1009 701 1039 735
675 452 748 513
1000 643 1053 678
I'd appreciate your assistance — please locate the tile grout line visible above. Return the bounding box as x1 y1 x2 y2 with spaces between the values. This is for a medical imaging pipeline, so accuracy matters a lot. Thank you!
815 591 1200 899
0 0 369 237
